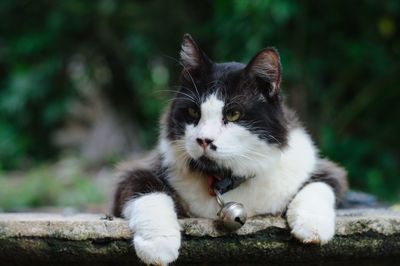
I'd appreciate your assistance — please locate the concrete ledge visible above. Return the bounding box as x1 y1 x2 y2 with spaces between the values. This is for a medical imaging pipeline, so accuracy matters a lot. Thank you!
1 209 400 265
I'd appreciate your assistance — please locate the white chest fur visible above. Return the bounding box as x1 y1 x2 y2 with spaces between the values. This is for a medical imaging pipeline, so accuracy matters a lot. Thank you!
160 127 318 219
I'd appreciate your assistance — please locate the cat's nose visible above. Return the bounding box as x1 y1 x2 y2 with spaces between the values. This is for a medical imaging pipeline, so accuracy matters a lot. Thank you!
196 138 216 150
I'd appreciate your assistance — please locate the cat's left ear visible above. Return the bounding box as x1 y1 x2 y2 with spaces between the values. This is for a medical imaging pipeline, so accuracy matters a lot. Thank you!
245 48 281 97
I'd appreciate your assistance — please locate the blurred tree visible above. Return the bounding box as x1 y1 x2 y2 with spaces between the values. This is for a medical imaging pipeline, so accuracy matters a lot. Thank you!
211 0 400 201
0 0 211 167
0 0 399 201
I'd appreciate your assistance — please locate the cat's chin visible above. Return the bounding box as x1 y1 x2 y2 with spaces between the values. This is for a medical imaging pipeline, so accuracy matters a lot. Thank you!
188 155 251 195
188 155 231 178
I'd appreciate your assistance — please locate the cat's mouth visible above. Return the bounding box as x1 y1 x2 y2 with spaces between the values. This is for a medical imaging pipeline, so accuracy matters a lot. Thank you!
188 156 249 196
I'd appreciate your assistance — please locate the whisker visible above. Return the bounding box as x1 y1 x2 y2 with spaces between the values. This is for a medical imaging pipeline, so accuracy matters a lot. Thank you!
163 54 201 101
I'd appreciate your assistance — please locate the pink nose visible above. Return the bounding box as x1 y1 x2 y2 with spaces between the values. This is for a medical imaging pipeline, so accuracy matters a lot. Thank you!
196 138 216 151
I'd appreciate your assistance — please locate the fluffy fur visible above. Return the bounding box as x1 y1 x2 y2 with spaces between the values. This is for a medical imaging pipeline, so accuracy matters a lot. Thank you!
113 34 348 265
160 115 317 218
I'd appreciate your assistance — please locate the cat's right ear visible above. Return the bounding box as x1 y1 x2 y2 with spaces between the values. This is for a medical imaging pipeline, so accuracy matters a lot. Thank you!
180 34 212 71
245 48 281 97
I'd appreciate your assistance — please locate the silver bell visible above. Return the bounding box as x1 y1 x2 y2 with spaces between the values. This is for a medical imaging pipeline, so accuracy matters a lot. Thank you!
215 190 247 231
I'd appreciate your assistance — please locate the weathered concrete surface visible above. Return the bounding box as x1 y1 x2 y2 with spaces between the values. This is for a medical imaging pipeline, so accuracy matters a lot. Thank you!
1 209 400 265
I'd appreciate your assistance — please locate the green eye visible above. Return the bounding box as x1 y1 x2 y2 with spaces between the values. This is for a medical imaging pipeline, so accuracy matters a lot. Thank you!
225 110 241 122
187 107 200 119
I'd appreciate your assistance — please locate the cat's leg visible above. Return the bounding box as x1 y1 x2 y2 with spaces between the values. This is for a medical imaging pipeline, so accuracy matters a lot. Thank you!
286 159 347 244
124 192 181 265
286 182 335 244
113 169 181 265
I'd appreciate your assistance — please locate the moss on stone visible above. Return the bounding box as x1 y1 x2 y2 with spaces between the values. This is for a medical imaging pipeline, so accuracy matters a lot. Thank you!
1 210 400 265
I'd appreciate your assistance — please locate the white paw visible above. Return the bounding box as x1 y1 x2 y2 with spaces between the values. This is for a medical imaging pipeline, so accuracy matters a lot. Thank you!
286 182 336 245
287 208 335 244
122 193 182 265
133 232 181 266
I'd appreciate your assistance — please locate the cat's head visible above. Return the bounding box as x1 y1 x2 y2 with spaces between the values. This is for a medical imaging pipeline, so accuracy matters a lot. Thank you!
164 34 288 183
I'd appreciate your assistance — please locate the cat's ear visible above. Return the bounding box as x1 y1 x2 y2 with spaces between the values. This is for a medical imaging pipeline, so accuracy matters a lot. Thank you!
245 48 281 97
180 34 212 70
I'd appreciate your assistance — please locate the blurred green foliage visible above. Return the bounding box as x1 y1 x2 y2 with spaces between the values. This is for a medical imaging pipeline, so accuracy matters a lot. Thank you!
0 1 399 201
0 161 104 211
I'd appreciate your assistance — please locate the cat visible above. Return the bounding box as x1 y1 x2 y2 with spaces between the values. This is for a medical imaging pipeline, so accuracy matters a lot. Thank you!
112 34 347 265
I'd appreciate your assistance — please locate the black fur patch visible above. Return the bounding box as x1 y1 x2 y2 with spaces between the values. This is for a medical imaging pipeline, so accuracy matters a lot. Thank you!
188 156 232 178
112 156 187 218
188 156 251 194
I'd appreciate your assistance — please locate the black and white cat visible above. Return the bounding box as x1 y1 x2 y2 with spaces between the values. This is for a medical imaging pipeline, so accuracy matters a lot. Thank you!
113 34 347 265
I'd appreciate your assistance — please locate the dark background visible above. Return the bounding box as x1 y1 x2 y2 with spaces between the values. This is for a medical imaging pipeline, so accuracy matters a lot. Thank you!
0 0 399 211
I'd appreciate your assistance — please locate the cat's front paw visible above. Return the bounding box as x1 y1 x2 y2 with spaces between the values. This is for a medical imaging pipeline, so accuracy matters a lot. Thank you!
286 182 336 244
287 208 335 244
123 193 182 265
133 232 181 266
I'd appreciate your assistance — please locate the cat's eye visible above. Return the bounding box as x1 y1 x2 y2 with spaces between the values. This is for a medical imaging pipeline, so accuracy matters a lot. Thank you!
225 110 241 122
187 107 200 119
